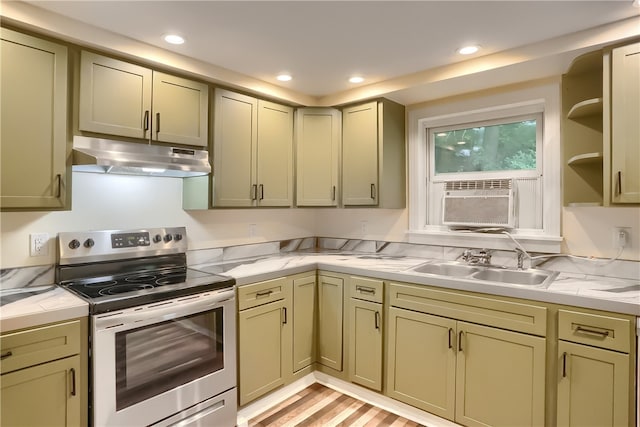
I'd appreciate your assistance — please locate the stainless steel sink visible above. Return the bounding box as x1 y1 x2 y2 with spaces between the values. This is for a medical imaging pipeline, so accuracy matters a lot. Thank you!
409 261 557 287
412 262 480 277
471 268 555 286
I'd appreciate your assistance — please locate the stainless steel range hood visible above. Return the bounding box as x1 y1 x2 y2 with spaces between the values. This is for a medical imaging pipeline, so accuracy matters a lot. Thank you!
72 136 211 177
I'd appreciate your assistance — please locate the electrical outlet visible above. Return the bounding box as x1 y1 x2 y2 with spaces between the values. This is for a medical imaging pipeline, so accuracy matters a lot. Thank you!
249 223 257 237
612 227 630 250
360 220 368 235
30 233 49 257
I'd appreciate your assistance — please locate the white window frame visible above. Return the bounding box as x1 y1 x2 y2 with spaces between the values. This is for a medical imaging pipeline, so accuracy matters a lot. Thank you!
406 81 562 253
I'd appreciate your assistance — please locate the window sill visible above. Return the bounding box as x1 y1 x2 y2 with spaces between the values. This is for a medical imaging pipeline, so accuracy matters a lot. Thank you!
406 229 563 253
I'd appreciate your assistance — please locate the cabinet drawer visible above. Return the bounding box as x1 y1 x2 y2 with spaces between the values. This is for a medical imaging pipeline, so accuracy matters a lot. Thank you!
389 282 547 336
238 277 288 311
349 276 383 303
558 309 632 353
1 320 81 374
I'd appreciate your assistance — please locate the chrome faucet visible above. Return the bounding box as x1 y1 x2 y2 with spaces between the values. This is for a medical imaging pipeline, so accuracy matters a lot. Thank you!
461 249 492 265
515 248 526 270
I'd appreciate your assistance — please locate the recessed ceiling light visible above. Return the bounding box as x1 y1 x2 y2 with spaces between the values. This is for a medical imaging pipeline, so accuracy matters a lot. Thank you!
276 74 292 82
164 34 185 45
457 45 480 55
633 0 640 7
349 76 364 84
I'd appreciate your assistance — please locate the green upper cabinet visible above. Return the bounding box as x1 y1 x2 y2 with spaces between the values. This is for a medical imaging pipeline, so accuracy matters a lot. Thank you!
610 42 640 204
1 28 70 210
341 99 405 208
212 88 293 207
295 108 342 206
79 51 208 147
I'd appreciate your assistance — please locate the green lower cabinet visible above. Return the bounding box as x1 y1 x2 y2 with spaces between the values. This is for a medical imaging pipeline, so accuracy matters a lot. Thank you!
387 308 546 426
292 275 316 372
557 341 630 427
238 299 290 406
1 355 81 426
455 321 546 427
348 299 383 391
387 307 457 419
317 274 343 371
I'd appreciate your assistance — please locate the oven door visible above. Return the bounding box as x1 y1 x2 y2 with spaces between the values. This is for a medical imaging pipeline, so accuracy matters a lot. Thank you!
91 288 236 427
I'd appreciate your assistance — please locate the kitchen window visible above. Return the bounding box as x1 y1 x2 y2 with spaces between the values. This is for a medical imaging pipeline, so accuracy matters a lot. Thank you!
407 81 562 253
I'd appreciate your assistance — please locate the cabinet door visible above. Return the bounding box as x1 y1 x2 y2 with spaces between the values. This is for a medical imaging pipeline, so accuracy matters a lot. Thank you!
611 42 640 203
386 307 456 420
342 101 378 206
79 51 152 139
1 28 69 209
213 89 257 207
557 341 629 427
455 322 546 427
256 100 293 206
317 274 343 371
348 299 383 391
238 299 288 405
152 71 208 147
1 355 80 426
292 275 316 372
296 108 341 206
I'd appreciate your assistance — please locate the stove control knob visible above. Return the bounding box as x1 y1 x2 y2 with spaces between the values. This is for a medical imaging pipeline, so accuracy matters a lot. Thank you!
153 234 162 243
163 234 173 243
174 233 183 242
83 238 95 248
68 239 81 250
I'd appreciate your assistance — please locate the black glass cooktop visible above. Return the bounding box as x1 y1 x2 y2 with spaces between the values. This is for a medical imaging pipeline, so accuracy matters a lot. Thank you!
57 255 234 314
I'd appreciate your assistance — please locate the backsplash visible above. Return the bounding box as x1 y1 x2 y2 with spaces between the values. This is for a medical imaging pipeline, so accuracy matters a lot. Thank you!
2 237 638 290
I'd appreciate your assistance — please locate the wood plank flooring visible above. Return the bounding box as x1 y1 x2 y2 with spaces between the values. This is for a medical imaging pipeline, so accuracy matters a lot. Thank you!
248 383 424 427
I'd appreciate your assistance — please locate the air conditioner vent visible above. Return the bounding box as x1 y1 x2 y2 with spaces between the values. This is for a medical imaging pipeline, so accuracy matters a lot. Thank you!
443 179 515 228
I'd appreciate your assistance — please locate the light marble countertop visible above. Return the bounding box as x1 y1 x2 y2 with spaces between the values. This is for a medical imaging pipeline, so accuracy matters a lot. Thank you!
1 251 638 334
192 253 640 317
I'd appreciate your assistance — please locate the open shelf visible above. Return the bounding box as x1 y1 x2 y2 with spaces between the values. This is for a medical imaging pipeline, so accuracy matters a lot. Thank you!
567 98 603 120
567 152 603 166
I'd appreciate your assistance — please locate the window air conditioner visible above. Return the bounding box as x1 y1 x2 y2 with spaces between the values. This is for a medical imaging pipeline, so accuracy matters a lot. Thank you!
442 179 515 228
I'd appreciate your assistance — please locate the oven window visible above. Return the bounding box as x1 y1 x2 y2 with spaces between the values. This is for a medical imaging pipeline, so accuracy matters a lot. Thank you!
115 307 224 411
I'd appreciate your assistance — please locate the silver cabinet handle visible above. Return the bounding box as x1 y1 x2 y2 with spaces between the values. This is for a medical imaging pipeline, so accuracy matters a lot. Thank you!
374 311 380 330
143 110 150 132
370 183 376 199
251 184 258 201
1 351 12 360
575 326 609 338
70 368 77 396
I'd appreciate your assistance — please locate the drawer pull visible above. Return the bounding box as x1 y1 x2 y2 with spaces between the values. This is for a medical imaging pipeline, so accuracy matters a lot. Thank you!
255 290 273 298
70 368 76 396
575 326 610 338
562 352 567 378
448 328 454 349
370 183 376 200
282 307 287 325
1 351 12 360
374 311 380 330
356 286 375 295
458 331 465 352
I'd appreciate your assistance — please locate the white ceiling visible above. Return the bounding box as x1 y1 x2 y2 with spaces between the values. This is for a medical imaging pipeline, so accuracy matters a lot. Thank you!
15 1 640 105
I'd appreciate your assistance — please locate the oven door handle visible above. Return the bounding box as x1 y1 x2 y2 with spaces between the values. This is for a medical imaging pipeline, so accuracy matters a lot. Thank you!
94 289 235 331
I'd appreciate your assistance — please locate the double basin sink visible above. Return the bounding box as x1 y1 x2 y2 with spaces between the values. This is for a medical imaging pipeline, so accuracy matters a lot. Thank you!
408 261 558 288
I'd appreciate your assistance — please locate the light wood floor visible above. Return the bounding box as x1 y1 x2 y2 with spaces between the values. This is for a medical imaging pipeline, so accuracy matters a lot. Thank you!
248 383 425 427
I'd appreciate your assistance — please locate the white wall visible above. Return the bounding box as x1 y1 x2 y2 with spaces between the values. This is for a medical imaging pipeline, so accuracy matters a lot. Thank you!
0 172 316 268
